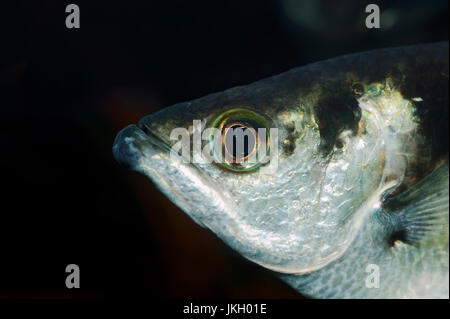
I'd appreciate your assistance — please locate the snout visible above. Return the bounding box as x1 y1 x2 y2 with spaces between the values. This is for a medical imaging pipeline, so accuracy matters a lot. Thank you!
112 124 149 169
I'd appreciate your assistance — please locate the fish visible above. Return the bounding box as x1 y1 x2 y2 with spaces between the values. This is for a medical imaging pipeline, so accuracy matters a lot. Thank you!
112 42 449 298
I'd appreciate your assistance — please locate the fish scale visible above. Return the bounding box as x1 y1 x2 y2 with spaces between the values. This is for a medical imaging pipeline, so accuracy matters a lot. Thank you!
113 42 449 298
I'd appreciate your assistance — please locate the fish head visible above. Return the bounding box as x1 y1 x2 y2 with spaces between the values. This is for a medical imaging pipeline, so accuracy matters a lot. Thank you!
113 64 390 274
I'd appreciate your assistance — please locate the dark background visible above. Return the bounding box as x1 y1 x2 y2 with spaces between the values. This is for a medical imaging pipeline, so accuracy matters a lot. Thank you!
0 0 448 299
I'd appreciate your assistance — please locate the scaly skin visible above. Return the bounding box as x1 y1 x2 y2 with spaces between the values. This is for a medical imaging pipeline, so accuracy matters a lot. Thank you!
113 43 449 298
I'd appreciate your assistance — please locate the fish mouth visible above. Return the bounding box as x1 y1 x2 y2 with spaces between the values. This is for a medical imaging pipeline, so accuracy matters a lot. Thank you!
138 122 174 157
112 124 163 169
112 115 174 169
112 117 237 230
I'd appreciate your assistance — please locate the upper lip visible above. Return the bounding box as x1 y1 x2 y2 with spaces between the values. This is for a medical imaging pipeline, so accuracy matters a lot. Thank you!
138 118 201 170
138 121 172 153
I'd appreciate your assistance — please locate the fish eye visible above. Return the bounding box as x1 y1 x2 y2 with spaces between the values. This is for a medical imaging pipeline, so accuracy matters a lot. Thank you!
223 120 257 162
210 109 270 172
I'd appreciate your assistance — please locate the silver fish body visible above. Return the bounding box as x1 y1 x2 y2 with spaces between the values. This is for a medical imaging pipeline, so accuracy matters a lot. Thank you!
113 43 449 298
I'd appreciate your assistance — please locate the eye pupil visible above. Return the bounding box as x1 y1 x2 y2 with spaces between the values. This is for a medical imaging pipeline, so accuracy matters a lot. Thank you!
211 109 270 172
224 123 256 162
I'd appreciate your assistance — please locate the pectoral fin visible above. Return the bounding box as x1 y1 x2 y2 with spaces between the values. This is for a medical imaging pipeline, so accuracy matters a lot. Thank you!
384 163 449 246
